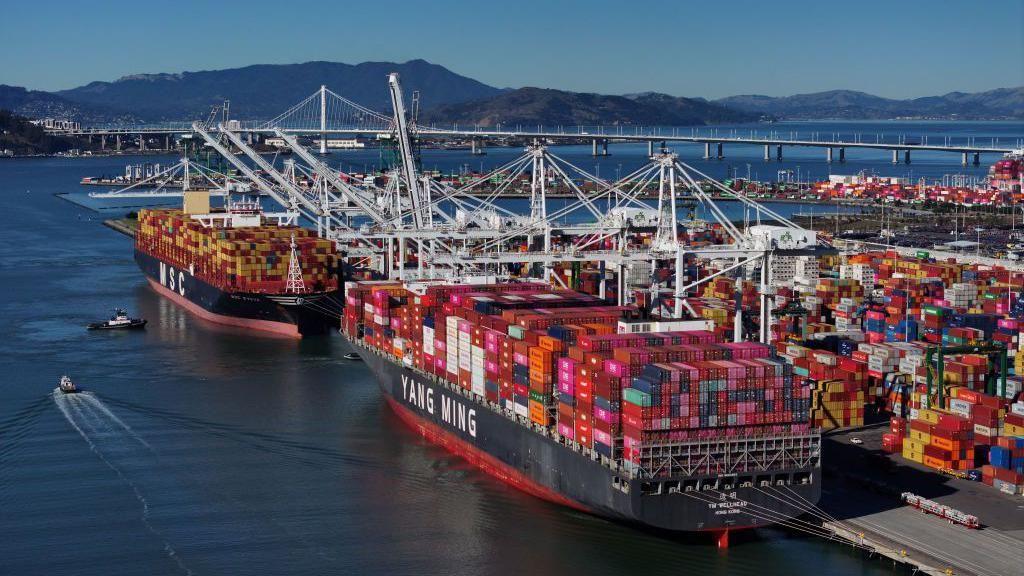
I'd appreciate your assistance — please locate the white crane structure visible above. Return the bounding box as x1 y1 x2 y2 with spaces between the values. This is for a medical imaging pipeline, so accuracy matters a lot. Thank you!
96 74 829 344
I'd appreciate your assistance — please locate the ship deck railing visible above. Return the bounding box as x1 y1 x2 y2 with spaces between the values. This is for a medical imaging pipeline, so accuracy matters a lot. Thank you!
351 335 821 482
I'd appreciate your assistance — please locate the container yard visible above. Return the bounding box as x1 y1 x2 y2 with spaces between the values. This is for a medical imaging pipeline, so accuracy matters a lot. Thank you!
43 71 1023 576
91 120 1022 574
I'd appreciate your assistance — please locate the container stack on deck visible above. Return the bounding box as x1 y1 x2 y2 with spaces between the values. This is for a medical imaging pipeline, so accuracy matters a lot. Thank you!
345 280 812 477
136 209 338 293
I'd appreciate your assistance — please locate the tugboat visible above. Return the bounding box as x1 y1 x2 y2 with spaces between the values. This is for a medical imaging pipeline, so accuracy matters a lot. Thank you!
58 375 77 394
88 308 147 331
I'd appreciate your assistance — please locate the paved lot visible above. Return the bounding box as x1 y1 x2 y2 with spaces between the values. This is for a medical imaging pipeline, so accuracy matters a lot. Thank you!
819 425 1024 576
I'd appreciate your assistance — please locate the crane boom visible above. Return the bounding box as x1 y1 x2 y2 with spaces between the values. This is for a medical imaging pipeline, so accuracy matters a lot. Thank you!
271 129 388 225
388 73 426 228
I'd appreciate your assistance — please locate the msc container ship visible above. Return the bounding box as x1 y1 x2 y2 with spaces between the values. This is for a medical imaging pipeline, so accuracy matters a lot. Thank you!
134 193 341 338
343 279 822 545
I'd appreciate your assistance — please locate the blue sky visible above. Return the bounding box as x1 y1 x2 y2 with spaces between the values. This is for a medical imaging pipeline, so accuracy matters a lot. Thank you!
5 0 1022 98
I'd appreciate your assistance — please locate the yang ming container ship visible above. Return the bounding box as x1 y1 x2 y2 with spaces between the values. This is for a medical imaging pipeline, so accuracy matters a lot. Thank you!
343 279 822 545
135 192 341 338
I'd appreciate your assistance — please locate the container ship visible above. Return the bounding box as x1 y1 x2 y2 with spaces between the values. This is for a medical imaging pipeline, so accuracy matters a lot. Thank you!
342 279 821 544
135 193 341 338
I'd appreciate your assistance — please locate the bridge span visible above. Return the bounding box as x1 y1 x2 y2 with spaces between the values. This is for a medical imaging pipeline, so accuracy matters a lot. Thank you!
43 85 1018 164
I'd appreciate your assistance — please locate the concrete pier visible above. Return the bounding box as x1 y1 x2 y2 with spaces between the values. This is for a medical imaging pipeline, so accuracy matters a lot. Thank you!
703 142 712 159
602 139 609 156
115 134 121 151
904 149 911 164
775 144 783 161
891 149 899 164
764 144 771 161
826 147 833 163
822 426 1024 576
973 152 980 166
647 140 654 157
839 147 846 162
716 142 723 159
962 151 969 166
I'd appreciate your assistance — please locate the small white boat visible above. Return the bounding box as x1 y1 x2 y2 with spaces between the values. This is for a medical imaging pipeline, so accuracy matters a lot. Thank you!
59 375 77 394
344 352 362 361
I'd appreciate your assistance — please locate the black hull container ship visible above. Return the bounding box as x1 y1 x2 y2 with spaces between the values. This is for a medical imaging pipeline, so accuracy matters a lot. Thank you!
134 195 341 338
343 280 822 546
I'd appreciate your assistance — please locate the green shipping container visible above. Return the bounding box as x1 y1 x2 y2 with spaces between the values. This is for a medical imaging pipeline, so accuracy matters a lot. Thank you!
508 325 526 340
623 388 652 407
916 250 930 259
529 389 547 403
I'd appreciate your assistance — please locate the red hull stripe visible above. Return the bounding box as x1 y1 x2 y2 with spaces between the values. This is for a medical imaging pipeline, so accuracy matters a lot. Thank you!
385 395 593 514
146 278 300 339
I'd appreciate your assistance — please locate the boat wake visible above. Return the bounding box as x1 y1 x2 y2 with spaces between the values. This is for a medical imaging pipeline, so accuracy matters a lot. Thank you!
53 390 194 576
53 390 341 568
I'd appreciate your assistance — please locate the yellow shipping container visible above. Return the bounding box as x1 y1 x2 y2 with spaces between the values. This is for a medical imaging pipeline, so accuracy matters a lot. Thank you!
916 409 940 425
909 429 931 444
903 437 927 454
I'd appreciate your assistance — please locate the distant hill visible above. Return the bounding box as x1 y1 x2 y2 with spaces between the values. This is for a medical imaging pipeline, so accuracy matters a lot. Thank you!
714 87 1024 120
0 110 88 155
54 60 502 121
6 59 1021 124
0 85 134 124
419 87 759 127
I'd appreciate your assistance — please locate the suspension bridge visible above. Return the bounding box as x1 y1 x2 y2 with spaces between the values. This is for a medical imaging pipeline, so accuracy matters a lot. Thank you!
49 85 1017 164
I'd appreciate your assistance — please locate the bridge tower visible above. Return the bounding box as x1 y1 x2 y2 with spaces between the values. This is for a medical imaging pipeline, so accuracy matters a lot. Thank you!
320 85 327 155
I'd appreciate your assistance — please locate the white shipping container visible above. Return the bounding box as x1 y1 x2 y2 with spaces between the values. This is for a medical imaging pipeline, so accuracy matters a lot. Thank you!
949 398 972 417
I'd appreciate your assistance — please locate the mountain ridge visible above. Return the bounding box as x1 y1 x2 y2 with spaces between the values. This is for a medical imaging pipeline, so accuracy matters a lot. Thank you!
1 60 1019 124
713 87 1024 120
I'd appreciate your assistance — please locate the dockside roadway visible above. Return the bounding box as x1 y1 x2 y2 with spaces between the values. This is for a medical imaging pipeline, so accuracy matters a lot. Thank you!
820 425 1024 576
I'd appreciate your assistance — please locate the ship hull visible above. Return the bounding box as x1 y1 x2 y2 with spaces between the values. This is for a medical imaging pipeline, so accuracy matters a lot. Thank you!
353 338 822 533
136 249 339 338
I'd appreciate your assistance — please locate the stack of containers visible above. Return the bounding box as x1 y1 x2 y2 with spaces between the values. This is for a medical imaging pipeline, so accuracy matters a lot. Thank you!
983 438 1024 494
811 379 864 429
920 304 950 344
942 355 988 390
863 310 886 343
619 341 811 473
882 417 906 453
347 279 822 479
901 408 973 471
137 209 338 294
